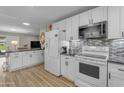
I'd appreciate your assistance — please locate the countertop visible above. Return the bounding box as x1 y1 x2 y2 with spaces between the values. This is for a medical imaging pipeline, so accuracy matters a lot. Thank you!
61 53 76 57
0 49 44 54
108 60 124 65
0 52 6 57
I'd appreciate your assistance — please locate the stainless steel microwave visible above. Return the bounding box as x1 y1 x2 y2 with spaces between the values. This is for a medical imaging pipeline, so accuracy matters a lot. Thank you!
79 21 107 39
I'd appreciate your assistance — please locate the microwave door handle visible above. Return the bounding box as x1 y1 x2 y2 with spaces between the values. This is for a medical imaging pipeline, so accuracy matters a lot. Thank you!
118 69 124 72
100 23 103 36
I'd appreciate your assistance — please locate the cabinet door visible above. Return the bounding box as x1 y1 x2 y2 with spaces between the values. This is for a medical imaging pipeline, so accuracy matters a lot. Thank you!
108 63 124 87
38 51 44 64
52 22 60 30
91 6 107 23
68 57 75 81
79 10 91 26
66 18 72 40
108 6 121 39
61 55 68 78
108 72 124 87
30 51 37 65
71 15 79 40
22 52 31 67
9 53 22 70
120 6 124 37
59 20 66 31
52 23 57 30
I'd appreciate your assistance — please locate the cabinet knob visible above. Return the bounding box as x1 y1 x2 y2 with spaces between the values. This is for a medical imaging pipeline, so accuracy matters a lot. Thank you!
30 55 32 57
65 61 68 66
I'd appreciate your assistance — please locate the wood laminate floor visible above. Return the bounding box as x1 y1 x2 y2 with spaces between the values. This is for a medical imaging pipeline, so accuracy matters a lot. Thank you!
0 64 75 87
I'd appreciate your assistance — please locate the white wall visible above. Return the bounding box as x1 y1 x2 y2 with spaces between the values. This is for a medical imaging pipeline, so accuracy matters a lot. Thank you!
5 35 20 51
3 35 39 50
19 36 39 49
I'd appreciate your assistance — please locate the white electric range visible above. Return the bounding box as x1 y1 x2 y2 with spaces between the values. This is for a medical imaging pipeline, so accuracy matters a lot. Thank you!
75 46 109 87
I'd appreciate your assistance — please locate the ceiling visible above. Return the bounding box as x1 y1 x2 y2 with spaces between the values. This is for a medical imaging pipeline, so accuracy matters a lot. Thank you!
0 6 96 36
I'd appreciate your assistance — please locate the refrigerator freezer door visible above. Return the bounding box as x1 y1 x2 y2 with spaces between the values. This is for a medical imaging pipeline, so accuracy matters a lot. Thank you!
45 30 61 76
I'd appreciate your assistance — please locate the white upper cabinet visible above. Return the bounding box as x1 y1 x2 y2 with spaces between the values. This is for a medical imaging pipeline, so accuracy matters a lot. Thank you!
79 10 91 26
120 6 124 37
80 6 107 26
59 19 66 31
108 6 121 39
66 14 79 40
91 6 107 23
71 15 79 40
52 20 66 31
66 17 72 40
52 22 59 30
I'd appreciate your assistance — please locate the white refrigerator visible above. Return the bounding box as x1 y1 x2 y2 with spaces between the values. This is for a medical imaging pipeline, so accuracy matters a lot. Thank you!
45 30 66 76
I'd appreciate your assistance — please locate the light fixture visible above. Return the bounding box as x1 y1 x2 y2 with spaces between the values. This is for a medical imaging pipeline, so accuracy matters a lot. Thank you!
11 40 18 50
23 22 31 26
11 28 16 31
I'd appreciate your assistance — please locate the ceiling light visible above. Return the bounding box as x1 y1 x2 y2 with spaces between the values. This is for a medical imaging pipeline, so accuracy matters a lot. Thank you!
11 28 16 31
23 22 30 26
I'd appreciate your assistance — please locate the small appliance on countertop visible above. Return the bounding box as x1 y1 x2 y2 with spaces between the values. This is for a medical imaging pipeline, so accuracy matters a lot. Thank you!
69 40 82 56
61 40 82 56
60 41 70 55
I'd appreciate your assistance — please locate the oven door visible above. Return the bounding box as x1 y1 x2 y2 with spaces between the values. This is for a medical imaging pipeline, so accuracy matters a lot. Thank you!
75 58 107 87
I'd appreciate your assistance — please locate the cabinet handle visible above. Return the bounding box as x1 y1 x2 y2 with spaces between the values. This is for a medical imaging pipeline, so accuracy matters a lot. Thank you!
109 73 111 79
15 56 18 58
65 61 68 66
122 32 124 37
91 19 93 24
65 57 69 59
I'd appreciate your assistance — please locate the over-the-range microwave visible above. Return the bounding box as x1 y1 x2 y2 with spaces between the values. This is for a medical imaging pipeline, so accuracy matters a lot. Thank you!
79 21 107 39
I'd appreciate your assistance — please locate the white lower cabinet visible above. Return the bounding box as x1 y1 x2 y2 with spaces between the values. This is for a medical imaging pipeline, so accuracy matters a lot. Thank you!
108 63 124 87
22 51 31 67
38 50 44 64
9 52 23 70
61 55 75 81
30 51 39 65
61 55 68 78
9 50 44 71
68 57 76 81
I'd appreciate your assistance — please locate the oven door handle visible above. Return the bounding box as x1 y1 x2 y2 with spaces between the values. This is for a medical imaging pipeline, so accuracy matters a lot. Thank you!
83 59 106 66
